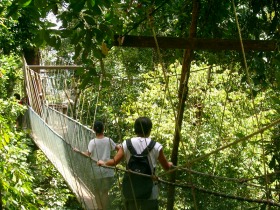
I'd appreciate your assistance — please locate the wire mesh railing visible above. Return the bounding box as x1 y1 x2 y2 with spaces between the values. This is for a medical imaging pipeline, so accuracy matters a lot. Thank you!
28 105 120 210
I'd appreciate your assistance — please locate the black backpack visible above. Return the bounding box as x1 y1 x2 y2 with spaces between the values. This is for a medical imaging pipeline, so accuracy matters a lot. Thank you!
122 139 156 200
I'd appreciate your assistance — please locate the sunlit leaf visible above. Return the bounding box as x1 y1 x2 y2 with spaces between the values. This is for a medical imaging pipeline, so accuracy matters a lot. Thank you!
18 0 32 7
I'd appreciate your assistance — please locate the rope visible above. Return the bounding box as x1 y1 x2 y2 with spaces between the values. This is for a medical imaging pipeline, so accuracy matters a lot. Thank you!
231 0 271 205
178 167 280 192
44 100 93 207
161 117 280 175
44 104 97 208
158 178 280 207
73 160 280 206
25 64 280 208
26 67 97 208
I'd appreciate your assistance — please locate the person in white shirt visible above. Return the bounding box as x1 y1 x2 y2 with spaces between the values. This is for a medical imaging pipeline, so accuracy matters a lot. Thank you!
82 121 120 210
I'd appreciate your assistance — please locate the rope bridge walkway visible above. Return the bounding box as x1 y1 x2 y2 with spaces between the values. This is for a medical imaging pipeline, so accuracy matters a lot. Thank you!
23 63 280 209
28 105 97 209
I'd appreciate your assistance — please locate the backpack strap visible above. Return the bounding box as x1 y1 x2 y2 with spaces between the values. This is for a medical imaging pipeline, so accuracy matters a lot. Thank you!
142 140 156 174
141 140 156 156
126 139 137 155
126 139 156 156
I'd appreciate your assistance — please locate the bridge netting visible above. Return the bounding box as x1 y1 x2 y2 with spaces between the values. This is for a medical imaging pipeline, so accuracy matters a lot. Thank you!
28 103 102 209
24 64 120 210
23 63 280 210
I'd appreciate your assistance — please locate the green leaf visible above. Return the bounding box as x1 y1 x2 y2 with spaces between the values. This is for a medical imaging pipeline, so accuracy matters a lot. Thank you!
93 48 102 59
75 68 85 76
0 6 5 15
84 15 96 26
82 49 89 61
260 204 267 210
85 30 93 46
48 35 61 49
55 37 61 50
71 31 81 45
102 80 111 87
45 21 57 28
6 4 19 18
94 28 104 43
79 75 91 89
105 12 113 21
99 23 113 38
33 30 45 47
34 0 47 8
18 0 32 7
271 96 280 105
4 133 10 143
87 0 95 8
73 21 84 30
70 0 86 13
269 156 276 169
92 4 102 16
61 30 73 38
235 132 245 138
88 67 97 76
98 0 111 8
74 44 82 58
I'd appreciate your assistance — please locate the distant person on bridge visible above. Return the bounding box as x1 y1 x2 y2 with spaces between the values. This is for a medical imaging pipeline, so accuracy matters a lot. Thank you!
13 93 24 128
77 121 120 210
98 116 173 210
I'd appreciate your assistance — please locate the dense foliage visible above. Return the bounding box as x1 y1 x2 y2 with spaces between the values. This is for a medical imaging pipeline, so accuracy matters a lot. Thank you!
40 58 280 209
1 0 280 209
0 55 82 209
1 0 279 82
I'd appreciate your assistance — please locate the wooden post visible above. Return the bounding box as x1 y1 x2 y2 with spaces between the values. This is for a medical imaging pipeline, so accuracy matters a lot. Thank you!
167 0 200 209
113 35 277 51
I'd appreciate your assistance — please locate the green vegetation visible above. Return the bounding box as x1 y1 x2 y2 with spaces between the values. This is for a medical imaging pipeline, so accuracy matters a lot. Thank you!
0 55 82 209
1 0 280 209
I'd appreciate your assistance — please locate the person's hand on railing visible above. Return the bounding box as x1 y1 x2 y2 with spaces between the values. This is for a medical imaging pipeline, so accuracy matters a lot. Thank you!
97 160 105 166
73 147 79 152
73 147 91 157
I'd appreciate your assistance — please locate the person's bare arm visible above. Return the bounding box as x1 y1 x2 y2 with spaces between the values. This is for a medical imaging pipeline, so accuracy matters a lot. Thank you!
115 144 121 151
158 149 173 170
98 147 124 166
73 148 91 157
82 151 91 156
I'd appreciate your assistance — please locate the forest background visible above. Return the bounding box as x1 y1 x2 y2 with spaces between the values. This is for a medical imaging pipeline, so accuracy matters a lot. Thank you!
1 0 280 209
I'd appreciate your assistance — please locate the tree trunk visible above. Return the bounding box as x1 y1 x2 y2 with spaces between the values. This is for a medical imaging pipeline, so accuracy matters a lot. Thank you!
166 0 199 209
23 47 40 66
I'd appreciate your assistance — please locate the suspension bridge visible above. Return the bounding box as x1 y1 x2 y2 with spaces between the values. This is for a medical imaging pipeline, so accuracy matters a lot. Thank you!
22 61 280 210
25 65 99 209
